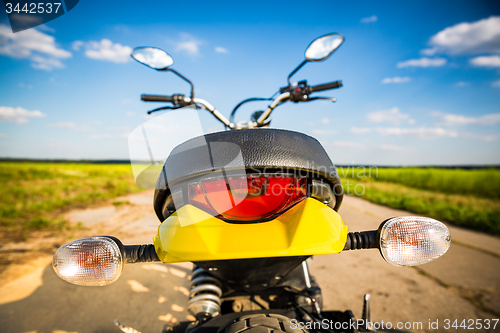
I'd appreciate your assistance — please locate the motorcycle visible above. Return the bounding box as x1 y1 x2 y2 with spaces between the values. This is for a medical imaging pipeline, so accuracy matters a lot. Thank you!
52 33 451 333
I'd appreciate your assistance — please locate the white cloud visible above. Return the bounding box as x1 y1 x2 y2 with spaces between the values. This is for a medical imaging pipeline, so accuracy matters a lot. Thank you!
312 129 336 135
72 40 84 51
426 16 500 55
353 124 499 141
215 46 228 54
455 81 470 87
321 118 330 124
0 133 5 138
380 144 404 151
36 24 56 33
420 48 438 56
360 15 378 23
333 141 366 149
48 122 76 129
468 134 500 142
469 55 500 68
91 133 128 140
367 107 414 125
381 76 411 84
492 80 500 88
81 39 132 63
350 127 373 134
171 33 203 56
433 111 500 126
91 134 113 140
19 83 33 89
106 126 131 131
0 106 46 124
376 127 459 138
0 24 71 70
0 24 70 58
397 57 447 68
46 138 73 149
30 55 64 71
125 111 135 116
48 122 96 132
354 123 499 141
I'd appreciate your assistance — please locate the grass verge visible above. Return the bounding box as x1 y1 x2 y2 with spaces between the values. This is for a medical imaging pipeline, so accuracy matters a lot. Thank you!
0 162 143 239
337 167 500 199
341 177 500 235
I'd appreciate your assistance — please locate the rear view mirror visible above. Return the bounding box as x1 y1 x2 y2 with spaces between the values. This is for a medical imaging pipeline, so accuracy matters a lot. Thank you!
131 46 195 99
305 33 344 62
131 47 174 70
287 33 344 86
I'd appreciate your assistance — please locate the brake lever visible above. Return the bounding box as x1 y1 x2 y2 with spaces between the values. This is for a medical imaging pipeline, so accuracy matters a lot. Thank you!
147 106 182 114
304 96 337 102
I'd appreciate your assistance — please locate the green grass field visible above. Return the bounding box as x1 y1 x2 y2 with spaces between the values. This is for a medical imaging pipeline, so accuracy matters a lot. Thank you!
1 162 498 238
0 162 142 237
338 167 500 235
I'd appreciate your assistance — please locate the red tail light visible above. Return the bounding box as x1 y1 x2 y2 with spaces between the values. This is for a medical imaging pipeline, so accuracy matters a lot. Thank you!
188 174 307 222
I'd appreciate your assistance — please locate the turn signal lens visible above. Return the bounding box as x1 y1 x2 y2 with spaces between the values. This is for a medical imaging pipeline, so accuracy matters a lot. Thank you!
380 216 451 266
52 236 124 286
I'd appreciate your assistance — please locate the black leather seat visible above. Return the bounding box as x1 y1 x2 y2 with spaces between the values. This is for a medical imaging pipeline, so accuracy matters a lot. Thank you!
153 128 343 221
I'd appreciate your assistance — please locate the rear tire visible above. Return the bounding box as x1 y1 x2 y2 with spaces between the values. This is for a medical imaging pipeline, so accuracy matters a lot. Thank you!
217 313 305 333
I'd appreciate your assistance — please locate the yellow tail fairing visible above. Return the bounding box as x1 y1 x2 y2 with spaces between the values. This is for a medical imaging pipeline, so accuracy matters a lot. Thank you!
153 198 348 263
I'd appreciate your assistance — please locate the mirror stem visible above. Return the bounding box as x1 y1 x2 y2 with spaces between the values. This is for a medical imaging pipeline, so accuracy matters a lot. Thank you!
162 68 195 100
287 59 308 88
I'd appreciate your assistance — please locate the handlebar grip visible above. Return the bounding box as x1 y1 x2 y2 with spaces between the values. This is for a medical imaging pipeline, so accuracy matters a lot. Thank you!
310 80 343 93
141 94 175 102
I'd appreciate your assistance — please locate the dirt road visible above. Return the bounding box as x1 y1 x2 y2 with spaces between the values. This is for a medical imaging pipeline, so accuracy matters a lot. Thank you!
0 191 498 333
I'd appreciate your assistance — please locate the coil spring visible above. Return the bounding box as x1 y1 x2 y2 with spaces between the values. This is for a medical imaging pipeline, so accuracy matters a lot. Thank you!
187 267 222 318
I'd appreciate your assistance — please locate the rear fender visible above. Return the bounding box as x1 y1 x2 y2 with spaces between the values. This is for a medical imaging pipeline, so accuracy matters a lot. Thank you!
154 198 348 263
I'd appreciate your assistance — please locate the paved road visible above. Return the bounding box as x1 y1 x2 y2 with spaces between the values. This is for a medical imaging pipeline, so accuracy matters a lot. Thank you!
0 192 499 333
310 196 500 333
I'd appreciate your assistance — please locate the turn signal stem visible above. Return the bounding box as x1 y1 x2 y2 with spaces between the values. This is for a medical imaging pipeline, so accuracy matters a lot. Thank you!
124 244 160 263
343 231 378 250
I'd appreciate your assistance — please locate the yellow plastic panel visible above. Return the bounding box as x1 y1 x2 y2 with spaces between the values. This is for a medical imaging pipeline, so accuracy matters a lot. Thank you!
153 198 348 263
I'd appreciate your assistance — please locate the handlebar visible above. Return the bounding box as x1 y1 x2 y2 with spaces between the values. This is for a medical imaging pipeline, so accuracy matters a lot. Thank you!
141 94 175 102
141 93 234 128
141 78 342 129
309 80 342 93
254 79 342 126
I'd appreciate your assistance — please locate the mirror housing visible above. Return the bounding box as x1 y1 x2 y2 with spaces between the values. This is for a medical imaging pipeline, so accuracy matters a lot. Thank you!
287 33 344 87
131 47 174 70
131 46 195 100
305 33 344 62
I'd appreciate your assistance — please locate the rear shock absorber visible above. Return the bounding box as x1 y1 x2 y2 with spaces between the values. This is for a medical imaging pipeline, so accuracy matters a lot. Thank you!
187 267 222 321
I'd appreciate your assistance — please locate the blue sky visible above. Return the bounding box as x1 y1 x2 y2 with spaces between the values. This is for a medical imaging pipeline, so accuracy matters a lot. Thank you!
0 1 499 165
